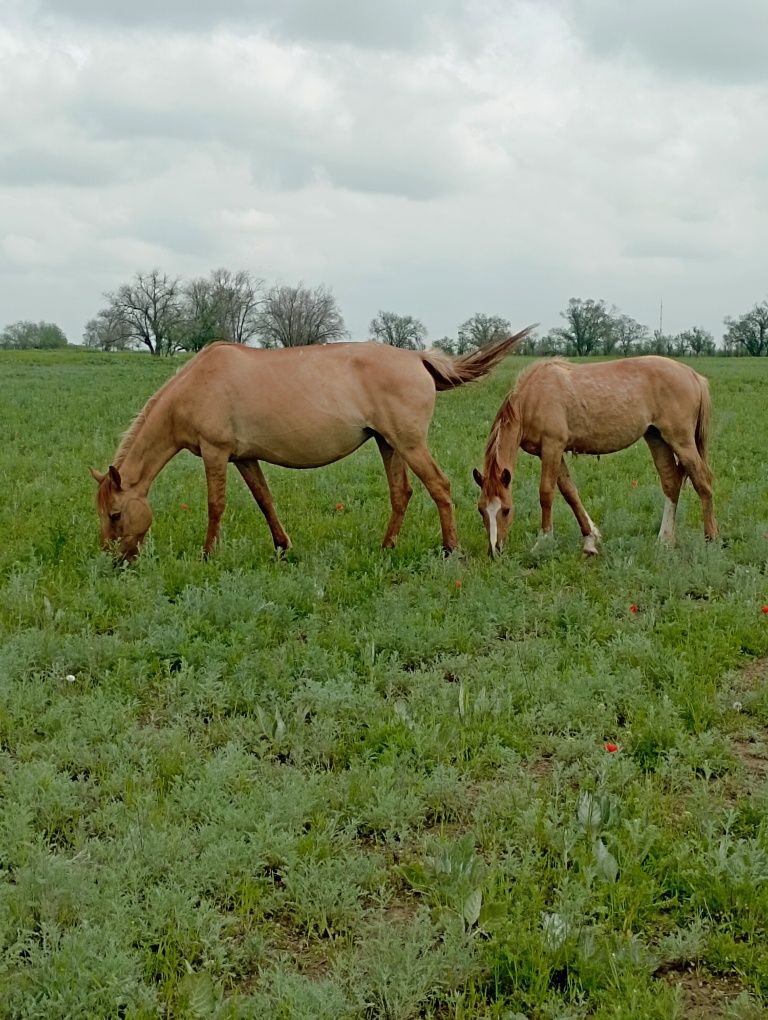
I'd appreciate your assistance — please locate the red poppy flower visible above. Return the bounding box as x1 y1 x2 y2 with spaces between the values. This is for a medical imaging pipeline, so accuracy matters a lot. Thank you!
762 606 768 615
604 742 619 753
454 580 462 588
629 603 639 614
335 503 344 512
180 503 189 510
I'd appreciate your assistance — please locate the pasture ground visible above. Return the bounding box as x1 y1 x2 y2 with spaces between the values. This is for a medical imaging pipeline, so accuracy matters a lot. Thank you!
1 349 767 1019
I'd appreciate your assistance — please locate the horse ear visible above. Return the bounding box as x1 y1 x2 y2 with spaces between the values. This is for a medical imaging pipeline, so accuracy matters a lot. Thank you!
108 465 122 490
501 468 511 487
472 468 484 488
89 467 106 484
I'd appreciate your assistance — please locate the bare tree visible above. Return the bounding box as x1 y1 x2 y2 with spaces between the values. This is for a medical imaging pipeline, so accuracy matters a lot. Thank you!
723 302 768 356
99 270 184 356
551 298 613 356
255 283 347 348
369 310 427 350
181 269 263 351
457 313 512 353
83 309 134 351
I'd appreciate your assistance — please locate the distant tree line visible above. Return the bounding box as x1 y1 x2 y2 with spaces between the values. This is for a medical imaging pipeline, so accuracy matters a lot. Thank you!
0 321 68 350
3 272 767 358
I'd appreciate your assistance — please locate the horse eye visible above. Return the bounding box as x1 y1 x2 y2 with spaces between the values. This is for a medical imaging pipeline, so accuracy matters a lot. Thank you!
501 508 510 517
109 511 122 522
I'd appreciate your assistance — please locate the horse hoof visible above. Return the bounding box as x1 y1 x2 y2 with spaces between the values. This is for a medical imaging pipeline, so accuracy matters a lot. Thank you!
582 533 600 556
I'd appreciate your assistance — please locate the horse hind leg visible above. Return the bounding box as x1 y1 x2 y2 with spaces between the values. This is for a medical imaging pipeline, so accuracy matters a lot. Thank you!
235 459 291 553
557 458 600 556
667 439 718 541
395 440 457 553
375 436 413 548
644 430 684 546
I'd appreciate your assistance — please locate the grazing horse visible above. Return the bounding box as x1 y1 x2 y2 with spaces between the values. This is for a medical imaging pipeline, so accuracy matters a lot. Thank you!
473 355 718 557
91 329 533 561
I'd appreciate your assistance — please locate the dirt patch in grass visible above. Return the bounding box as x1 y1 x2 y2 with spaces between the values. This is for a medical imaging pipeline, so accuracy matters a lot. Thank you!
661 968 744 1018
732 737 768 781
726 656 768 793
735 655 768 693
269 924 336 982
528 754 555 779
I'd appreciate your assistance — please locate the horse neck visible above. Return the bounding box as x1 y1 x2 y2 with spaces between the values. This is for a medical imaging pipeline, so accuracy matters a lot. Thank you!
115 402 180 495
486 409 522 482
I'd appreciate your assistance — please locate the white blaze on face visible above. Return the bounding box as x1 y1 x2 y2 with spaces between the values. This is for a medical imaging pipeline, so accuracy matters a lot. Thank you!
485 496 501 550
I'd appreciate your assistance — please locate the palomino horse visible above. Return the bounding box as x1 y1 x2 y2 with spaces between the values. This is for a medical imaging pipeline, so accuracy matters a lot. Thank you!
473 355 718 557
91 329 533 561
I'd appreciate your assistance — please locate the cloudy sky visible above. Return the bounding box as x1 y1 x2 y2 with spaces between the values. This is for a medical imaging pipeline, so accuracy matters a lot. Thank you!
1 0 766 344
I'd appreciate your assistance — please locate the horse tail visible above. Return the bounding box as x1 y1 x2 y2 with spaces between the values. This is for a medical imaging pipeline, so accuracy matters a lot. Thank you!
695 373 713 484
420 325 536 391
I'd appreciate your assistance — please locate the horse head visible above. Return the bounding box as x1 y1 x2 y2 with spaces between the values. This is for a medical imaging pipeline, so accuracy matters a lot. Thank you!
473 466 512 558
90 465 153 562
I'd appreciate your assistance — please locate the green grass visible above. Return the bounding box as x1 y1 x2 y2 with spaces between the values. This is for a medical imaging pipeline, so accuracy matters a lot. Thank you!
1 348 768 1018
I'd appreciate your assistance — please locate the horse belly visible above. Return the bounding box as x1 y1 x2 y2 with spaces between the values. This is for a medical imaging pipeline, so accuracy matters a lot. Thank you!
562 405 648 454
568 418 647 455
237 425 368 469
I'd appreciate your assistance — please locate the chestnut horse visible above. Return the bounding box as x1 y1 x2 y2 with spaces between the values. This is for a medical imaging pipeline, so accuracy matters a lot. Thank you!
473 355 718 557
91 329 532 561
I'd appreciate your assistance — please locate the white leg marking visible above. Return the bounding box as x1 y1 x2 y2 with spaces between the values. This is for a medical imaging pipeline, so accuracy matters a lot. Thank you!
658 496 677 545
585 514 601 540
485 497 500 551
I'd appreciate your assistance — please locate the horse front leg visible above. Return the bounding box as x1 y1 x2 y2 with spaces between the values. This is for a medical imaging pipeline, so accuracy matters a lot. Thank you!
557 458 601 556
536 444 563 542
201 443 229 557
235 459 292 553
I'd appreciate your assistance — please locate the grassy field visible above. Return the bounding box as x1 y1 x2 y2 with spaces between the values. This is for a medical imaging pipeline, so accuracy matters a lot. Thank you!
1 348 767 1019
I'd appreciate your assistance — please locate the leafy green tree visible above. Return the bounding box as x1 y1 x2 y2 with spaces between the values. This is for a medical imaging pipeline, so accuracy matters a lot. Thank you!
723 302 768 356
551 298 613 356
456 313 511 353
369 311 427 350
255 283 347 348
675 327 716 357
0 320 68 349
431 335 457 354
612 313 648 356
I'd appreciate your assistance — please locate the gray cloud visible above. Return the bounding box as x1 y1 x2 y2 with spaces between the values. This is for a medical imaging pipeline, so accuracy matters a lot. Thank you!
34 0 467 50
564 0 768 82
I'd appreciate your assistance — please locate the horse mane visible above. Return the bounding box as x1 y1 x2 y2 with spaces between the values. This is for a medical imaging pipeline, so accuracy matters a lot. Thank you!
113 343 229 466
